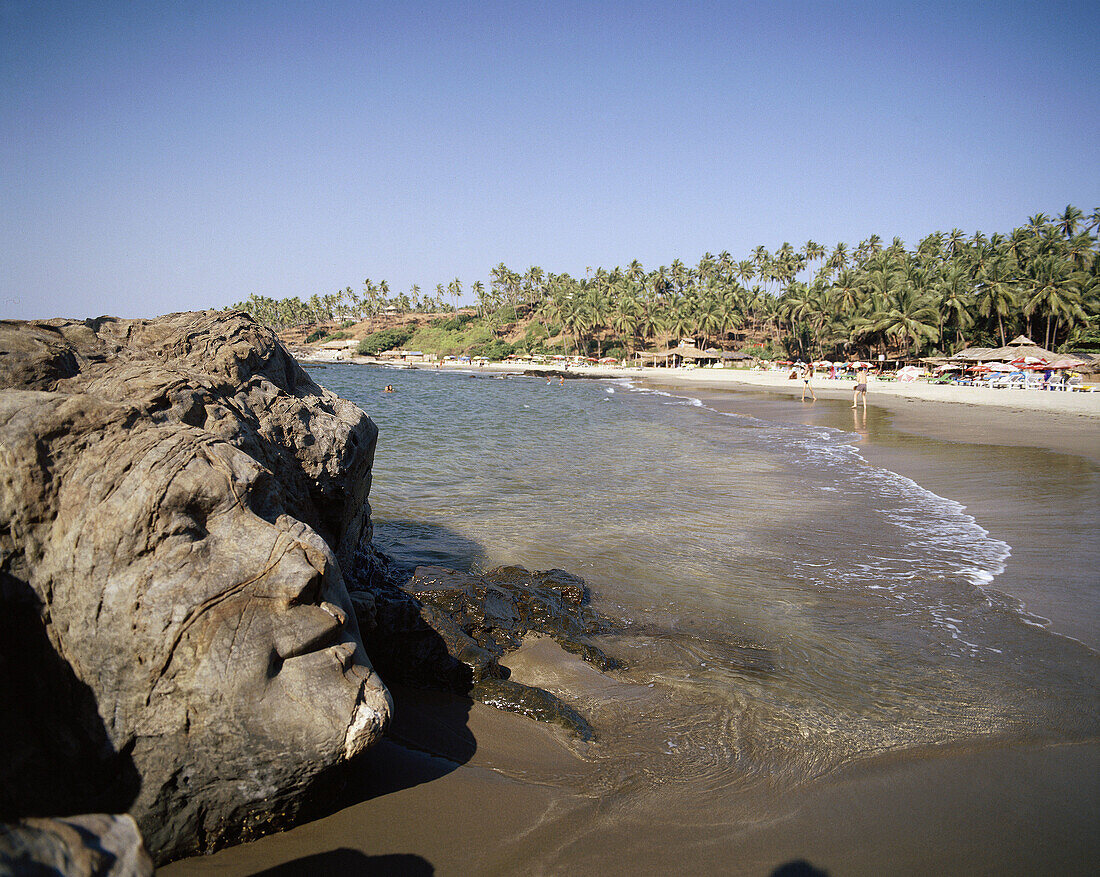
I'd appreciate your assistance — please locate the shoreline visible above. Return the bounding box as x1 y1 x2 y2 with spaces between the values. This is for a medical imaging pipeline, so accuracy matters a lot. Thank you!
631 378 1099 649
165 357 1100 875
300 354 1100 419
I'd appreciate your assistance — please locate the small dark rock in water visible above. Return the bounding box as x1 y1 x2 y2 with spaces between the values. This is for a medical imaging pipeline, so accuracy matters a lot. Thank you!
405 564 621 671
470 678 595 741
554 638 621 672
353 563 621 735
0 814 153 877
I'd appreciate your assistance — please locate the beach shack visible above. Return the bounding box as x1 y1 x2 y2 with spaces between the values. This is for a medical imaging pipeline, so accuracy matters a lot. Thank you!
722 350 754 367
317 338 359 359
377 348 433 363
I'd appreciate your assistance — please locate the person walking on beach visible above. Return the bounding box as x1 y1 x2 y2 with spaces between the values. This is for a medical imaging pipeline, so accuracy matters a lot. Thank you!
852 366 868 409
801 364 816 401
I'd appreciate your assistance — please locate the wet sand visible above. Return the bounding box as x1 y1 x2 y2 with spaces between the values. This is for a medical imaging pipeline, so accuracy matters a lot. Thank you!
163 380 1099 876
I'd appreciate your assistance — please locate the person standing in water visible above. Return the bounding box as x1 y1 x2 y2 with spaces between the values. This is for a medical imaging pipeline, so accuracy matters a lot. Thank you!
851 366 868 409
801 364 816 401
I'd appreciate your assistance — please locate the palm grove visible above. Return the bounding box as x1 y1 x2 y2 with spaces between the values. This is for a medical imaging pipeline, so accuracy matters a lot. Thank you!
230 207 1100 361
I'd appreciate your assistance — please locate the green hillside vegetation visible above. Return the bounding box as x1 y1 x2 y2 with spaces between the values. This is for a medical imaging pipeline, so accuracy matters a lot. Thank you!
356 328 413 355
231 206 1100 362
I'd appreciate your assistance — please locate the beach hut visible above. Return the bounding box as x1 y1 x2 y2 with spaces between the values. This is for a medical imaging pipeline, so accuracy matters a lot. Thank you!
722 350 755 367
975 335 1064 364
949 347 995 364
1065 353 1099 374
661 343 722 367
316 338 359 359
640 347 686 367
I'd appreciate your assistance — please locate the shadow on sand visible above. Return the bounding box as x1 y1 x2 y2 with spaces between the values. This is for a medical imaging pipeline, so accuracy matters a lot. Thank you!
249 848 434 876
771 861 830 877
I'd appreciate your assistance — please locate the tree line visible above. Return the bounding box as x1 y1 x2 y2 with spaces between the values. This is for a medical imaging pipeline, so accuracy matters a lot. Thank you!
230 206 1100 360
227 278 466 328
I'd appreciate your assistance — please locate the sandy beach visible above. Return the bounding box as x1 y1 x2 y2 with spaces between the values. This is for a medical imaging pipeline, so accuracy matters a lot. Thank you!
163 364 1099 876
316 354 1100 417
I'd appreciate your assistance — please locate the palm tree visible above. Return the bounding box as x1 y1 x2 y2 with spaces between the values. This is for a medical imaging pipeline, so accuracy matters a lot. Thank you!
694 295 724 350
829 242 849 273
1064 231 1096 272
803 240 827 272
611 285 641 357
976 259 1018 347
946 228 966 257
872 285 941 356
917 232 944 265
1028 213 1051 236
664 300 694 346
447 278 463 312
1058 205 1084 239
470 281 486 318
716 250 734 282
936 263 973 348
1023 255 1086 349
669 259 689 294
584 280 610 357
831 268 863 317
736 259 755 287
523 266 546 309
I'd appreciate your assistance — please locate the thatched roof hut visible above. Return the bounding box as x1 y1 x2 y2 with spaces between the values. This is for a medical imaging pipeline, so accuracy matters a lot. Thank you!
949 347 995 362
1072 354 1100 374
978 335 1061 363
949 335 1090 368
676 346 721 362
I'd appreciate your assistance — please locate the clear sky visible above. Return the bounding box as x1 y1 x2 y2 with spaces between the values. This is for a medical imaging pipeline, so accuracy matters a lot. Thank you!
2 0 1098 320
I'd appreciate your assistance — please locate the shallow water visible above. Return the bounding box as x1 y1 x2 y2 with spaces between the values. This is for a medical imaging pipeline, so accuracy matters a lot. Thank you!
315 363 1100 795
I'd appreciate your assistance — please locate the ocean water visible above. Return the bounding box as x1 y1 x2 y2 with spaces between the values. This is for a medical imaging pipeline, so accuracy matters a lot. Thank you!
314 363 1100 793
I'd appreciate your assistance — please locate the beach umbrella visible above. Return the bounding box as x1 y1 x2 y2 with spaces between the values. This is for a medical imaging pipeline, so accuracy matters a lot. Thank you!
1010 356 1048 368
935 364 961 372
988 362 1015 372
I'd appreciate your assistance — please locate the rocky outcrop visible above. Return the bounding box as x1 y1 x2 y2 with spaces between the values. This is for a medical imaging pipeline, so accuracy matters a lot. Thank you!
0 312 392 863
356 563 619 739
0 814 153 877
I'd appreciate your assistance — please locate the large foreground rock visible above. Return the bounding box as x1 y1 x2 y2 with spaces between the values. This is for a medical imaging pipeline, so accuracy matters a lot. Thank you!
0 312 392 863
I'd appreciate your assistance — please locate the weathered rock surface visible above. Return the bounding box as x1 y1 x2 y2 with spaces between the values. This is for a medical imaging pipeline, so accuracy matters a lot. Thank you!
0 814 153 877
0 312 392 863
355 563 618 738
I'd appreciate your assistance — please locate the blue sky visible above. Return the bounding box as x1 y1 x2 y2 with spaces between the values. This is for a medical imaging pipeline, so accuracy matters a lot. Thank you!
2 0 1098 319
